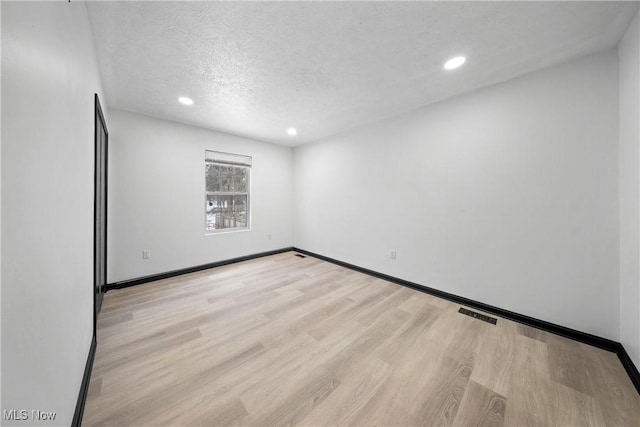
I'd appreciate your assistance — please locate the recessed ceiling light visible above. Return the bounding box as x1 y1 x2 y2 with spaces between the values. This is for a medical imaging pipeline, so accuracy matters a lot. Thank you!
287 128 298 136
178 97 194 105
444 56 466 70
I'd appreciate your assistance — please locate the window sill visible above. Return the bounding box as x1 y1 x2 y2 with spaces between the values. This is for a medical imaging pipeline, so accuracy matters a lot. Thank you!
205 227 251 236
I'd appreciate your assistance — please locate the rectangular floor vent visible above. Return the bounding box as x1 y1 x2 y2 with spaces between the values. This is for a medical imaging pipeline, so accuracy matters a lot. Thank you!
295 254 306 258
458 307 497 325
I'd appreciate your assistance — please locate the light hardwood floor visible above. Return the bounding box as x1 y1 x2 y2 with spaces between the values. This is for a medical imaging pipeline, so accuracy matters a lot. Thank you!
83 252 640 426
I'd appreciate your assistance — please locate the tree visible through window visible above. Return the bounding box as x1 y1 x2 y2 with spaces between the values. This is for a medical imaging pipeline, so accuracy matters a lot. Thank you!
205 151 251 232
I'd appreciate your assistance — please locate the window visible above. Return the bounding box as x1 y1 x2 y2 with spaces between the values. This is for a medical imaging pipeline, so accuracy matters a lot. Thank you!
205 151 251 232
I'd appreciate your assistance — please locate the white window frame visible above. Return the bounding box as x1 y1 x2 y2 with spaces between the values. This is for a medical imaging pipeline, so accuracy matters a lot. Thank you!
205 150 251 234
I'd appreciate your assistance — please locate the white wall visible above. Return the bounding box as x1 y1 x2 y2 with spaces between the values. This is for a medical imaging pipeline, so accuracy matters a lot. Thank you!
619 11 640 367
107 110 293 283
0 0 4 413
1 2 105 425
294 49 620 340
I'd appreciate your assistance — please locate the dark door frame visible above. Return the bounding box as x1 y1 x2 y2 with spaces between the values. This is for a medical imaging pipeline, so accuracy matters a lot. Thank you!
93 93 108 337
72 94 109 427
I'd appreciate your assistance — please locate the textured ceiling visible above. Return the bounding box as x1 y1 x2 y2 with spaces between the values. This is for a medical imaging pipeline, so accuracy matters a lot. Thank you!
86 1 639 146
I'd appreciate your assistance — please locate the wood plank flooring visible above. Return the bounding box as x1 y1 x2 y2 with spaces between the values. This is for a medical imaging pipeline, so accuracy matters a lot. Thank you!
82 252 640 426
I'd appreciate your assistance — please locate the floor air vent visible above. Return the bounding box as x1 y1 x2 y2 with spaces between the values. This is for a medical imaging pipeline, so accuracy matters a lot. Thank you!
295 254 306 258
458 307 497 325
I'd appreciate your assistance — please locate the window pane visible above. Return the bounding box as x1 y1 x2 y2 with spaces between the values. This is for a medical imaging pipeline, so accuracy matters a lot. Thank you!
233 195 247 227
233 195 246 210
233 167 248 192
205 194 247 231
205 194 216 230
205 151 251 232
220 166 233 191
205 163 221 192
206 164 249 193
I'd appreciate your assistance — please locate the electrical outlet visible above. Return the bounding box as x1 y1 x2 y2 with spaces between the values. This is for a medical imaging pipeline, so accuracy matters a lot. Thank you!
268 234 272 240
142 250 150 260
390 250 397 260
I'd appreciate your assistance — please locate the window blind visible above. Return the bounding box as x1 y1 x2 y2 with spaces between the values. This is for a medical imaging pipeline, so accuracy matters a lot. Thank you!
205 150 252 167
